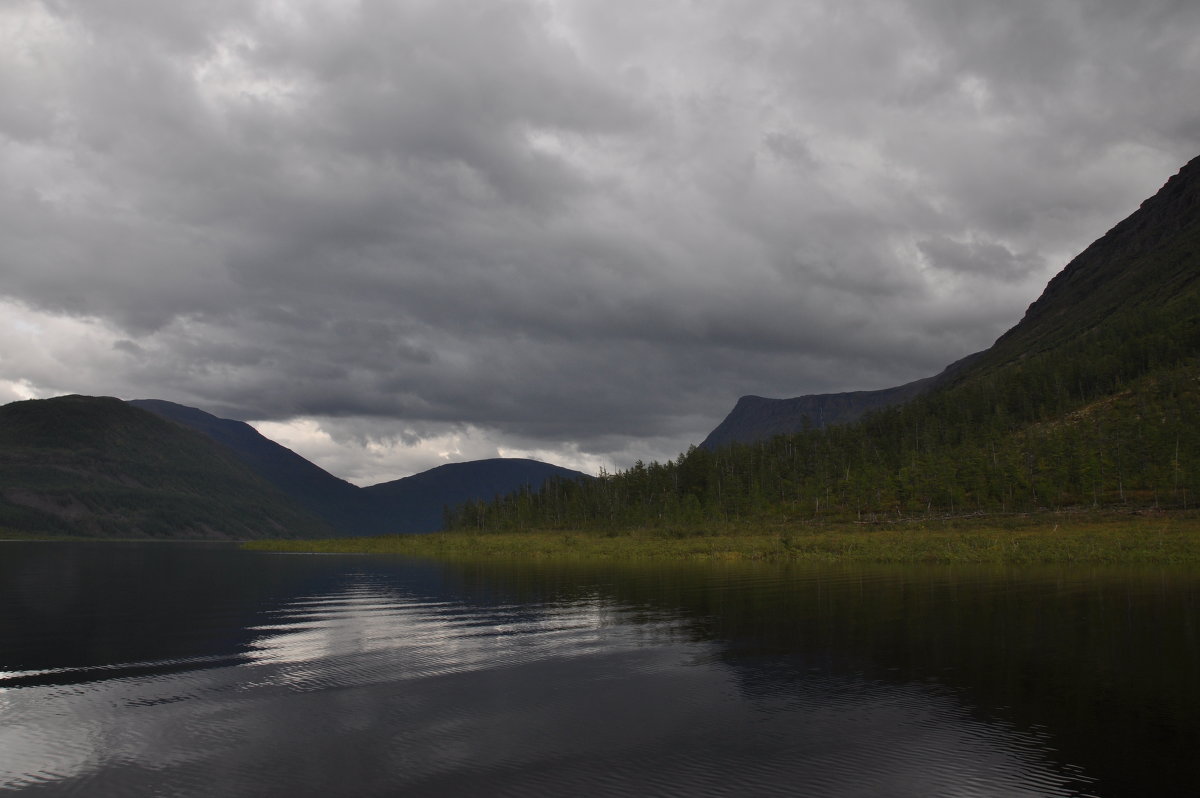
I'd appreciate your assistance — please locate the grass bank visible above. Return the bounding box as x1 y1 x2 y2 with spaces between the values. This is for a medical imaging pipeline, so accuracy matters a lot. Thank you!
244 509 1200 565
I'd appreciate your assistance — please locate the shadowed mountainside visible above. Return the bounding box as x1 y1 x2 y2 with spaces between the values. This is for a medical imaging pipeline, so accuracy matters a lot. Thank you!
0 396 333 539
130 400 590 535
701 352 982 449
364 459 593 533
1 396 592 539
129 399 379 536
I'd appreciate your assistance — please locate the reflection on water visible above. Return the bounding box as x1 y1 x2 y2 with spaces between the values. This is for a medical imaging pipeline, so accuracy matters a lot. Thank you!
1 543 1197 796
243 578 619 678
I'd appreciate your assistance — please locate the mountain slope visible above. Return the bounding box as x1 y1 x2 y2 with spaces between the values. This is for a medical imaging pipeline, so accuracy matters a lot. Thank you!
970 153 1200 375
129 399 382 536
130 400 591 534
0 396 333 539
701 352 981 448
703 154 1200 447
452 154 1200 531
364 458 592 533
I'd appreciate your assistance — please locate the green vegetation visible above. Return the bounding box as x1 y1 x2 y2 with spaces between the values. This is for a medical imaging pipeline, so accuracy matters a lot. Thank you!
9 160 1200 552
257 159 1200 563
442 159 1200 542
244 510 1200 564
439 357 1199 537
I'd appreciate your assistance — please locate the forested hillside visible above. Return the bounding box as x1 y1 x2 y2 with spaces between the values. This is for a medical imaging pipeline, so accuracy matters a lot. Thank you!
447 155 1200 533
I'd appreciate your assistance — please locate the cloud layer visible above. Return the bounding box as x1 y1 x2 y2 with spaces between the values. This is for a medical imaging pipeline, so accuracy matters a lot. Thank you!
3 0 1199 481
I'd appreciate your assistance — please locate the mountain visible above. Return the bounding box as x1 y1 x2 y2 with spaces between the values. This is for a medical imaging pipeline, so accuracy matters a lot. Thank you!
701 352 981 448
0 395 333 539
452 154 1200 531
969 153 1200 375
364 458 592 533
130 400 591 535
703 153 1200 448
129 399 381 536
2 395 593 539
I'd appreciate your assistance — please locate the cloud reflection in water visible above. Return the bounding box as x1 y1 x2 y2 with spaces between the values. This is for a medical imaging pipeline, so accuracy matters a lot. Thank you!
0 556 1103 797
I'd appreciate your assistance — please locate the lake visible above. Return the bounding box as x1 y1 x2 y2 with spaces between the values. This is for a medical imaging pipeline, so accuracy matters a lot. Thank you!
1 542 1197 796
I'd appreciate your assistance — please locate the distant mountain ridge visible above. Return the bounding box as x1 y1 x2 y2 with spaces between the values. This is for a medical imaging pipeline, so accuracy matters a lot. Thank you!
128 399 378 535
131 399 589 536
0 395 333 539
364 459 592 533
0 395 590 540
701 352 982 449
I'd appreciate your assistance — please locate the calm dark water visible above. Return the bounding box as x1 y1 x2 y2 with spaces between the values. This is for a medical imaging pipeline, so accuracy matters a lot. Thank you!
1 542 1198 797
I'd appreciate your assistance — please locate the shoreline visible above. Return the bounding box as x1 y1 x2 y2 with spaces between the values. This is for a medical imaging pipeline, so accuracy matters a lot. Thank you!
242 509 1200 565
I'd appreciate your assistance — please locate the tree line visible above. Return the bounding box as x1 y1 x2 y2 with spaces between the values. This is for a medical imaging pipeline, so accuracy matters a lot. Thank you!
447 301 1200 533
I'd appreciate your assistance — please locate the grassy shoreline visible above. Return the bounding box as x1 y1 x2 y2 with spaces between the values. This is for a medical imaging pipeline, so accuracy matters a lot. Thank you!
242 509 1200 565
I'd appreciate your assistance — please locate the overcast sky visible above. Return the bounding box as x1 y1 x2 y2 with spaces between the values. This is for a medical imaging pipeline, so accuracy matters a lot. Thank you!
3 0 1199 484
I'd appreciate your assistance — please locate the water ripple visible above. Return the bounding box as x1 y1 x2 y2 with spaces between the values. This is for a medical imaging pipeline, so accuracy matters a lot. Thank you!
0 559 1132 797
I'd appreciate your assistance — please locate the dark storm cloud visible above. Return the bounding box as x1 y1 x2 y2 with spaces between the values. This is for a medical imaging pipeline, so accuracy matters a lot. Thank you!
2 0 1199 475
917 237 1043 282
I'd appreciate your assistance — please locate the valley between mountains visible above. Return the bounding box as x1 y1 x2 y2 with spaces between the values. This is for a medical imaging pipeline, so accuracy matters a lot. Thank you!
3 155 1199 552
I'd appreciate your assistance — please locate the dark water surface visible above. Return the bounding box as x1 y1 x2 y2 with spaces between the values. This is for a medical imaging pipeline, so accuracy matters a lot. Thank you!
1 542 1198 797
